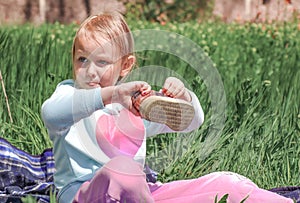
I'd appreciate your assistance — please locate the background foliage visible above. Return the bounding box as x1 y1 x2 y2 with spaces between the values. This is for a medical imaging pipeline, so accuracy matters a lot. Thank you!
125 0 213 23
0 15 299 202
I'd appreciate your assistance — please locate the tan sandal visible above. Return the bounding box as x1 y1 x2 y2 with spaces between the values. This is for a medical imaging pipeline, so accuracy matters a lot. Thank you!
132 90 195 131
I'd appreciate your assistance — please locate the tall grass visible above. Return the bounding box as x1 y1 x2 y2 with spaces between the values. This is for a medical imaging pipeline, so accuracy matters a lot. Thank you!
0 21 299 202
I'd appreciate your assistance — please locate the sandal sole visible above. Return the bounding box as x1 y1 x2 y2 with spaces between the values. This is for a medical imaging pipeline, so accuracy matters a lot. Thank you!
139 96 195 131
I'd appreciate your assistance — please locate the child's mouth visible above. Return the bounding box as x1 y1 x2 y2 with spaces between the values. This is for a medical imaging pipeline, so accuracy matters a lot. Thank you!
87 82 100 87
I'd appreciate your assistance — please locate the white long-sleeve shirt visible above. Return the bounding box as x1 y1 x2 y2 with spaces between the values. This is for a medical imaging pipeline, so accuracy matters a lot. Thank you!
41 79 204 202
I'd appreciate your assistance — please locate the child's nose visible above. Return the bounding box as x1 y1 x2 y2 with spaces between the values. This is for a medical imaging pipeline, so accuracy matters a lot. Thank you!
87 63 97 78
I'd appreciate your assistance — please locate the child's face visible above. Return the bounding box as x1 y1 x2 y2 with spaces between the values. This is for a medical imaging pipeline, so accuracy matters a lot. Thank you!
73 36 129 89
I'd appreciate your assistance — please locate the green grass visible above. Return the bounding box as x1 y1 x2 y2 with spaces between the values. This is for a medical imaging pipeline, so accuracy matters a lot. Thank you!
0 20 299 202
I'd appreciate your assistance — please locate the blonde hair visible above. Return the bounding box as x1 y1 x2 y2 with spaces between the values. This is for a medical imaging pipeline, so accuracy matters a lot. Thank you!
72 11 134 78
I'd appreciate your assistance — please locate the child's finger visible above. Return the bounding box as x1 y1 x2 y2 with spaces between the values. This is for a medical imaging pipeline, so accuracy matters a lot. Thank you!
162 78 172 91
162 80 174 95
162 88 173 97
126 81 149 94
141 82 151 90
129 105 141 116
136 81 150 91
140 84 151 96
172 87 185 98
163 85 179 97
163 77 185 97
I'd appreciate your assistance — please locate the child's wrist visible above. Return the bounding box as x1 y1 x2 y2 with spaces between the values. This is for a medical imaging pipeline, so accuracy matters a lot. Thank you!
101 86 115 105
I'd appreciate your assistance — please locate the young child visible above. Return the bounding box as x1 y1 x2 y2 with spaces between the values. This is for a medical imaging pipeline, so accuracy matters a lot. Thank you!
41 11 293 203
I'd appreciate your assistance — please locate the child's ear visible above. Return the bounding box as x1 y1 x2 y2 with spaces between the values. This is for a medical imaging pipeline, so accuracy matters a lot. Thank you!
120 55 136 77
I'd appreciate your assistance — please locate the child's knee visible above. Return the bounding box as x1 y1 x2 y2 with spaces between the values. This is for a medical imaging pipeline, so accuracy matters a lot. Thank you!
208 171 257 187
99 156 147 190
104 155 144 175
98 156 152 202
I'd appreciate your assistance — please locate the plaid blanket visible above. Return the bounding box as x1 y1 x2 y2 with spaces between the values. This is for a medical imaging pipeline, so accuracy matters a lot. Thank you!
0 137 299 203
0 137 56 203
269 186 300 203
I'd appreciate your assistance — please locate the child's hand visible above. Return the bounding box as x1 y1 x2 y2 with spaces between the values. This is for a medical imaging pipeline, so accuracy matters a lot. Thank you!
162 77 191 102
114 81 151 115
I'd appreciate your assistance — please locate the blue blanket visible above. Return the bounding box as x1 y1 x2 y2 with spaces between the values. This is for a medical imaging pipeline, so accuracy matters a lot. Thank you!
269 186 300 203
0 137 56 203
0 137 299 203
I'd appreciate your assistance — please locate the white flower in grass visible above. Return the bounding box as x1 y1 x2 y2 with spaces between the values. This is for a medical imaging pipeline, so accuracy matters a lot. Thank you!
157 44 163 49
212 41 218 46
201 40 207 45
203 46 210 53
263 80 271 86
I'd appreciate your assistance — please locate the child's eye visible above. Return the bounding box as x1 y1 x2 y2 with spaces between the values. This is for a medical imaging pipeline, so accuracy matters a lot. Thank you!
96 60 110 67
78 57 88 63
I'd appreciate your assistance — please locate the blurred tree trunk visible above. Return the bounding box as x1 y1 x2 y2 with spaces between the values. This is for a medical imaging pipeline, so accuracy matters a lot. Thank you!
245 0 250 16
39 0 46 22
59 0 65 20
83 0 91 16
24 0 32 21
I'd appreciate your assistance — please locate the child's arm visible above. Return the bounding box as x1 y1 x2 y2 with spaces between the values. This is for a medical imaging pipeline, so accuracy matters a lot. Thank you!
41 80 102 133
42 80 149 134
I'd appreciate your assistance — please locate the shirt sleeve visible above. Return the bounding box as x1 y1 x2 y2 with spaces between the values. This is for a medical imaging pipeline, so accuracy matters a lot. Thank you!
145 90 204 137
41 80 104 134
